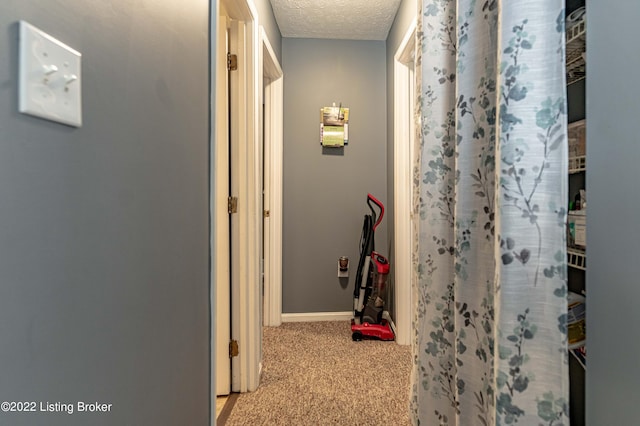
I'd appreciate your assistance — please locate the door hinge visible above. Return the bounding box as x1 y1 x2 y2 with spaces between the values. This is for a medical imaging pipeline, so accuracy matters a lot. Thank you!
263 209 270 218
228 196 238 214
227 53 238 71
229 339 239 358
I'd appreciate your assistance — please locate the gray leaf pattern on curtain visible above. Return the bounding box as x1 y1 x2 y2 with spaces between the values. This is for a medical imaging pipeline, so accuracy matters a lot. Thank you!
411 1 569 425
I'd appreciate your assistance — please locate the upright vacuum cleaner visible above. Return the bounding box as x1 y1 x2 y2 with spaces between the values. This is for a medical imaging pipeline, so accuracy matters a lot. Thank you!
351 194 394 341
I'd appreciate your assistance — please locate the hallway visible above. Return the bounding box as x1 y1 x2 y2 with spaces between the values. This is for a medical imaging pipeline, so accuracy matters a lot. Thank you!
1 1 639 425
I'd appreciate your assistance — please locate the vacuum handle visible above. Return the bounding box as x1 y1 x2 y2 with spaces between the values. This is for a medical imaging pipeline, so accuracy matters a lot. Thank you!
367 193 385 231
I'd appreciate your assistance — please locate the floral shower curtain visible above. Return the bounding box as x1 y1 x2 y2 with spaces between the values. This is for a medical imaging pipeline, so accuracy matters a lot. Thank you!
411 1 569 425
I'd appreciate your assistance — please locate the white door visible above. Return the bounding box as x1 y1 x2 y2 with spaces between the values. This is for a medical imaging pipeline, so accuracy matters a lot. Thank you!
227 17 243 390
214 14 231 396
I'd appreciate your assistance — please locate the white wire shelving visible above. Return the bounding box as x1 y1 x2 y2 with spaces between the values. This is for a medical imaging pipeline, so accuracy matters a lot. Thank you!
566 19 586 85
567 248 586 270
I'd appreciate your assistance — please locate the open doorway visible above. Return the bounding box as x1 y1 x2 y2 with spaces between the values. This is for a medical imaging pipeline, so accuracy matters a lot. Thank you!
393 18 417 346
261 28 284 328
211 0 284 412
212 0 261 400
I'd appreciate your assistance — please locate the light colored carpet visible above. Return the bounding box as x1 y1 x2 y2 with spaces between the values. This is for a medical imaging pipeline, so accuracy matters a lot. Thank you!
224 321 412 426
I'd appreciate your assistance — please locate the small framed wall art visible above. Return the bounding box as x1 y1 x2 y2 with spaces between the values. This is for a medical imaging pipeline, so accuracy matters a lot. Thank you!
320 104 349 147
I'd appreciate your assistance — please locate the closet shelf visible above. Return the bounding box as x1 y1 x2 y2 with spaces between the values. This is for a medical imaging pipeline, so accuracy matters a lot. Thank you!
566 20 586 85
569 155 586 173
568 248 586 270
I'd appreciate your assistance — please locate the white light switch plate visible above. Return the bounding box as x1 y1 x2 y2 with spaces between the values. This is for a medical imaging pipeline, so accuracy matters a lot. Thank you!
19 21 82 127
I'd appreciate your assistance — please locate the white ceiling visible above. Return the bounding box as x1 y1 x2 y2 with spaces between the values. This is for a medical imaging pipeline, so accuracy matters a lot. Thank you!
269 0 403 41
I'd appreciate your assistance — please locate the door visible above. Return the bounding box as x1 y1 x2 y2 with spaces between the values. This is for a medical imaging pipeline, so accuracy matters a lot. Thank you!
214 14 231 396
227 17 242 390
214 12 246 395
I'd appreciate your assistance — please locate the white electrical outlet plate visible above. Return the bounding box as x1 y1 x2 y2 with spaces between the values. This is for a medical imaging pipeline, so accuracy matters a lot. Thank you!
19 21 82 127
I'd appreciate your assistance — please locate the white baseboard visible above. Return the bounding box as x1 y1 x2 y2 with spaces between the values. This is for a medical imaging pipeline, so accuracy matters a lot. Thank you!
281 311 353 322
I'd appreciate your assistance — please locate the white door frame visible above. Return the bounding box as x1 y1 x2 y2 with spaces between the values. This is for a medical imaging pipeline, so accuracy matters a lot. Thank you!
211 0 262 401
260 27 284 327
393 18 417 346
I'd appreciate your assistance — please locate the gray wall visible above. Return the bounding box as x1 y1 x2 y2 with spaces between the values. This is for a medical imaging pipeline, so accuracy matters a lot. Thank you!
253 0 282 63
0 2 210 425
282 38 387 314
586 1 640 424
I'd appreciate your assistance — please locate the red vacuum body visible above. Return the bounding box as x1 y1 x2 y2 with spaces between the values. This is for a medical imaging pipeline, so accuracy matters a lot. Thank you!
351 194 395 341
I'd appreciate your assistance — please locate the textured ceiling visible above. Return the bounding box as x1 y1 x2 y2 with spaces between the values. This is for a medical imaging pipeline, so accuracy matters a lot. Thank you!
269 0 402 40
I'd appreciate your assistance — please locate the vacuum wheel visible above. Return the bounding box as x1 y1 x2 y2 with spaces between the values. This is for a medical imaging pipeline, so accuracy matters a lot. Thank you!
352 331 363 341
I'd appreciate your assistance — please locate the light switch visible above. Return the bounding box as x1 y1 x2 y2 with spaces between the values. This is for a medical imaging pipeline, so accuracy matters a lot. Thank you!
19 21 82 127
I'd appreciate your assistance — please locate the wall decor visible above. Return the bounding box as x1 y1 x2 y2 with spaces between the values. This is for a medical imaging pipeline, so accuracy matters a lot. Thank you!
320 104 349 147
